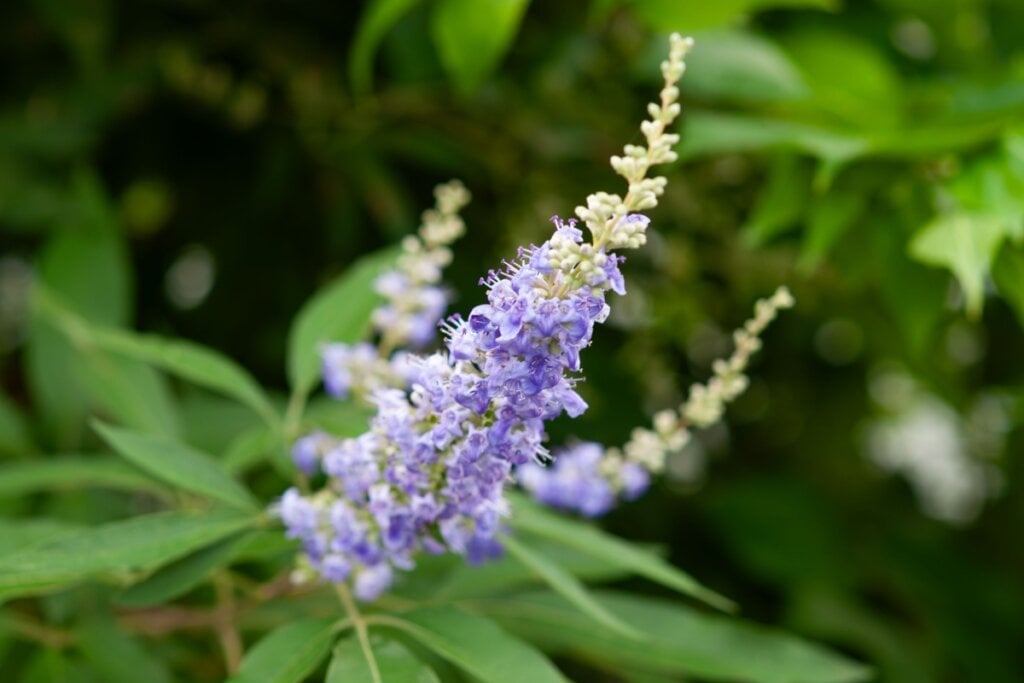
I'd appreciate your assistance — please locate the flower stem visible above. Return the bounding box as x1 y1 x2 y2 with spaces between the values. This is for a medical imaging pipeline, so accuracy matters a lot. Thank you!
335 583 381 683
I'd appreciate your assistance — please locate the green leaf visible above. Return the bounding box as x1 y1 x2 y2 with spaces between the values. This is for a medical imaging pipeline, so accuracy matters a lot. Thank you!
25 169 133 445
0 393 34 457
743 154 810 247
229 618 338 683
799 189 865 271
77 618 173 683
0 518 83 555
116 531 253 607
349 0 424 95
223 425 281 476
909 210 1009 316
679 111 867 172
683 29 808 103
0 456 166 499
328 635 440 683
432 537 632 600
481 590 872 683
86 323 277 428
94 421 260 512
287 247 398 397
627 0 836 32
502 535 641 638
995 244 1024 329
378 606 566 683
509 494 733 611
430 0 531 96
0 508 256 601
75 349 181 439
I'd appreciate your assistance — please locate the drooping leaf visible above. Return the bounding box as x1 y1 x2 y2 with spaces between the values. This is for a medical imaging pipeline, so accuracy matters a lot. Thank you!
77 618 173 683
378 606 566 683
0 392 34 457
799 189 865 270
327 634 440 683
0 508 256 601
502 535 641 638
116 531 253 607
480 590 872 683
509 494 733 611
909 210 1009 316
287 247 398 398
0 456 166 499
430 0 531 96
94 421 260 512
349 0 424 95
228 618 338 683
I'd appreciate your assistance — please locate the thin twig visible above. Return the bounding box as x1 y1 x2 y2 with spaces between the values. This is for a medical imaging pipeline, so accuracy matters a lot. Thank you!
334 583 382 683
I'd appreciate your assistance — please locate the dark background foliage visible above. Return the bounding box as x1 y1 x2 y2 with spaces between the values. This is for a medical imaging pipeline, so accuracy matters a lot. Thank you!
2 0 1023 681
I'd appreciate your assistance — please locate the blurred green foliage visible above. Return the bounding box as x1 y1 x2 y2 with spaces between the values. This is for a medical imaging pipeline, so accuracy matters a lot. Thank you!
1 0 1023 681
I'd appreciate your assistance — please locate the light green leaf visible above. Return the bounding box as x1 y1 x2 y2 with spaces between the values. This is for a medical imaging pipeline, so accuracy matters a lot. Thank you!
328 635 440 683
378 606 566 683
481 590 872 683
229 618 338 683
502 535 641 639
77 618 173 683
679 111 867 171
287 247 398 397
223 425 281 476
94 421 260 512
909 210 1009 316
684 29 808 103
430 0 531 96
0 456 166 499
628 0 836 32
349 0 424 95
510 494 733 611
0 518 83 555
116 531 253 607
0 508 256 601
75 349 181 439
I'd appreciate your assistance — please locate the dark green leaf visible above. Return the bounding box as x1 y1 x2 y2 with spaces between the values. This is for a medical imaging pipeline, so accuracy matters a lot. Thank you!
502 535 641 638
77 618 173 683
229 618 338 683
430 0 531 96
480 590 872 683
94 421 260 511
349 0 424 95
287 247 398 397
378 606 566 683
510 494 733 611
994 244 1024 327
0 508 256 601
628 0 835 32
743 154 810 246
328 634 440 683
0 393 34 457
117 531 253 606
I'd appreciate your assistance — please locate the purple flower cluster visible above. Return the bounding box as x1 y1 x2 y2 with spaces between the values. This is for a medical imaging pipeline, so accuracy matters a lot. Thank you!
518 442 651 517
280 216 636 600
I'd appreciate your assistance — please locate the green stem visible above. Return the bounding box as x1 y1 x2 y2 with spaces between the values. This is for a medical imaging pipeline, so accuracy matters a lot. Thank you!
335 584 382 683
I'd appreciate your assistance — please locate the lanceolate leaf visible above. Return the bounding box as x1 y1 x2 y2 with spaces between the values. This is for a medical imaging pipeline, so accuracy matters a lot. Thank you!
0 508 257 601
376 606 566 683
502 535 641 638
287 247 398 397
349 0 424 95
327 635 440 683
116 532 253 607
0 456 166 499
77 618 173 683
94 421 260 512
509 494 734 611
228 618 338 683
479 590 872 683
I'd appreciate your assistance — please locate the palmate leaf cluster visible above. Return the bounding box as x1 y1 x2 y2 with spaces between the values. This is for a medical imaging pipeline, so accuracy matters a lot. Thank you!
2 0 1024 681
